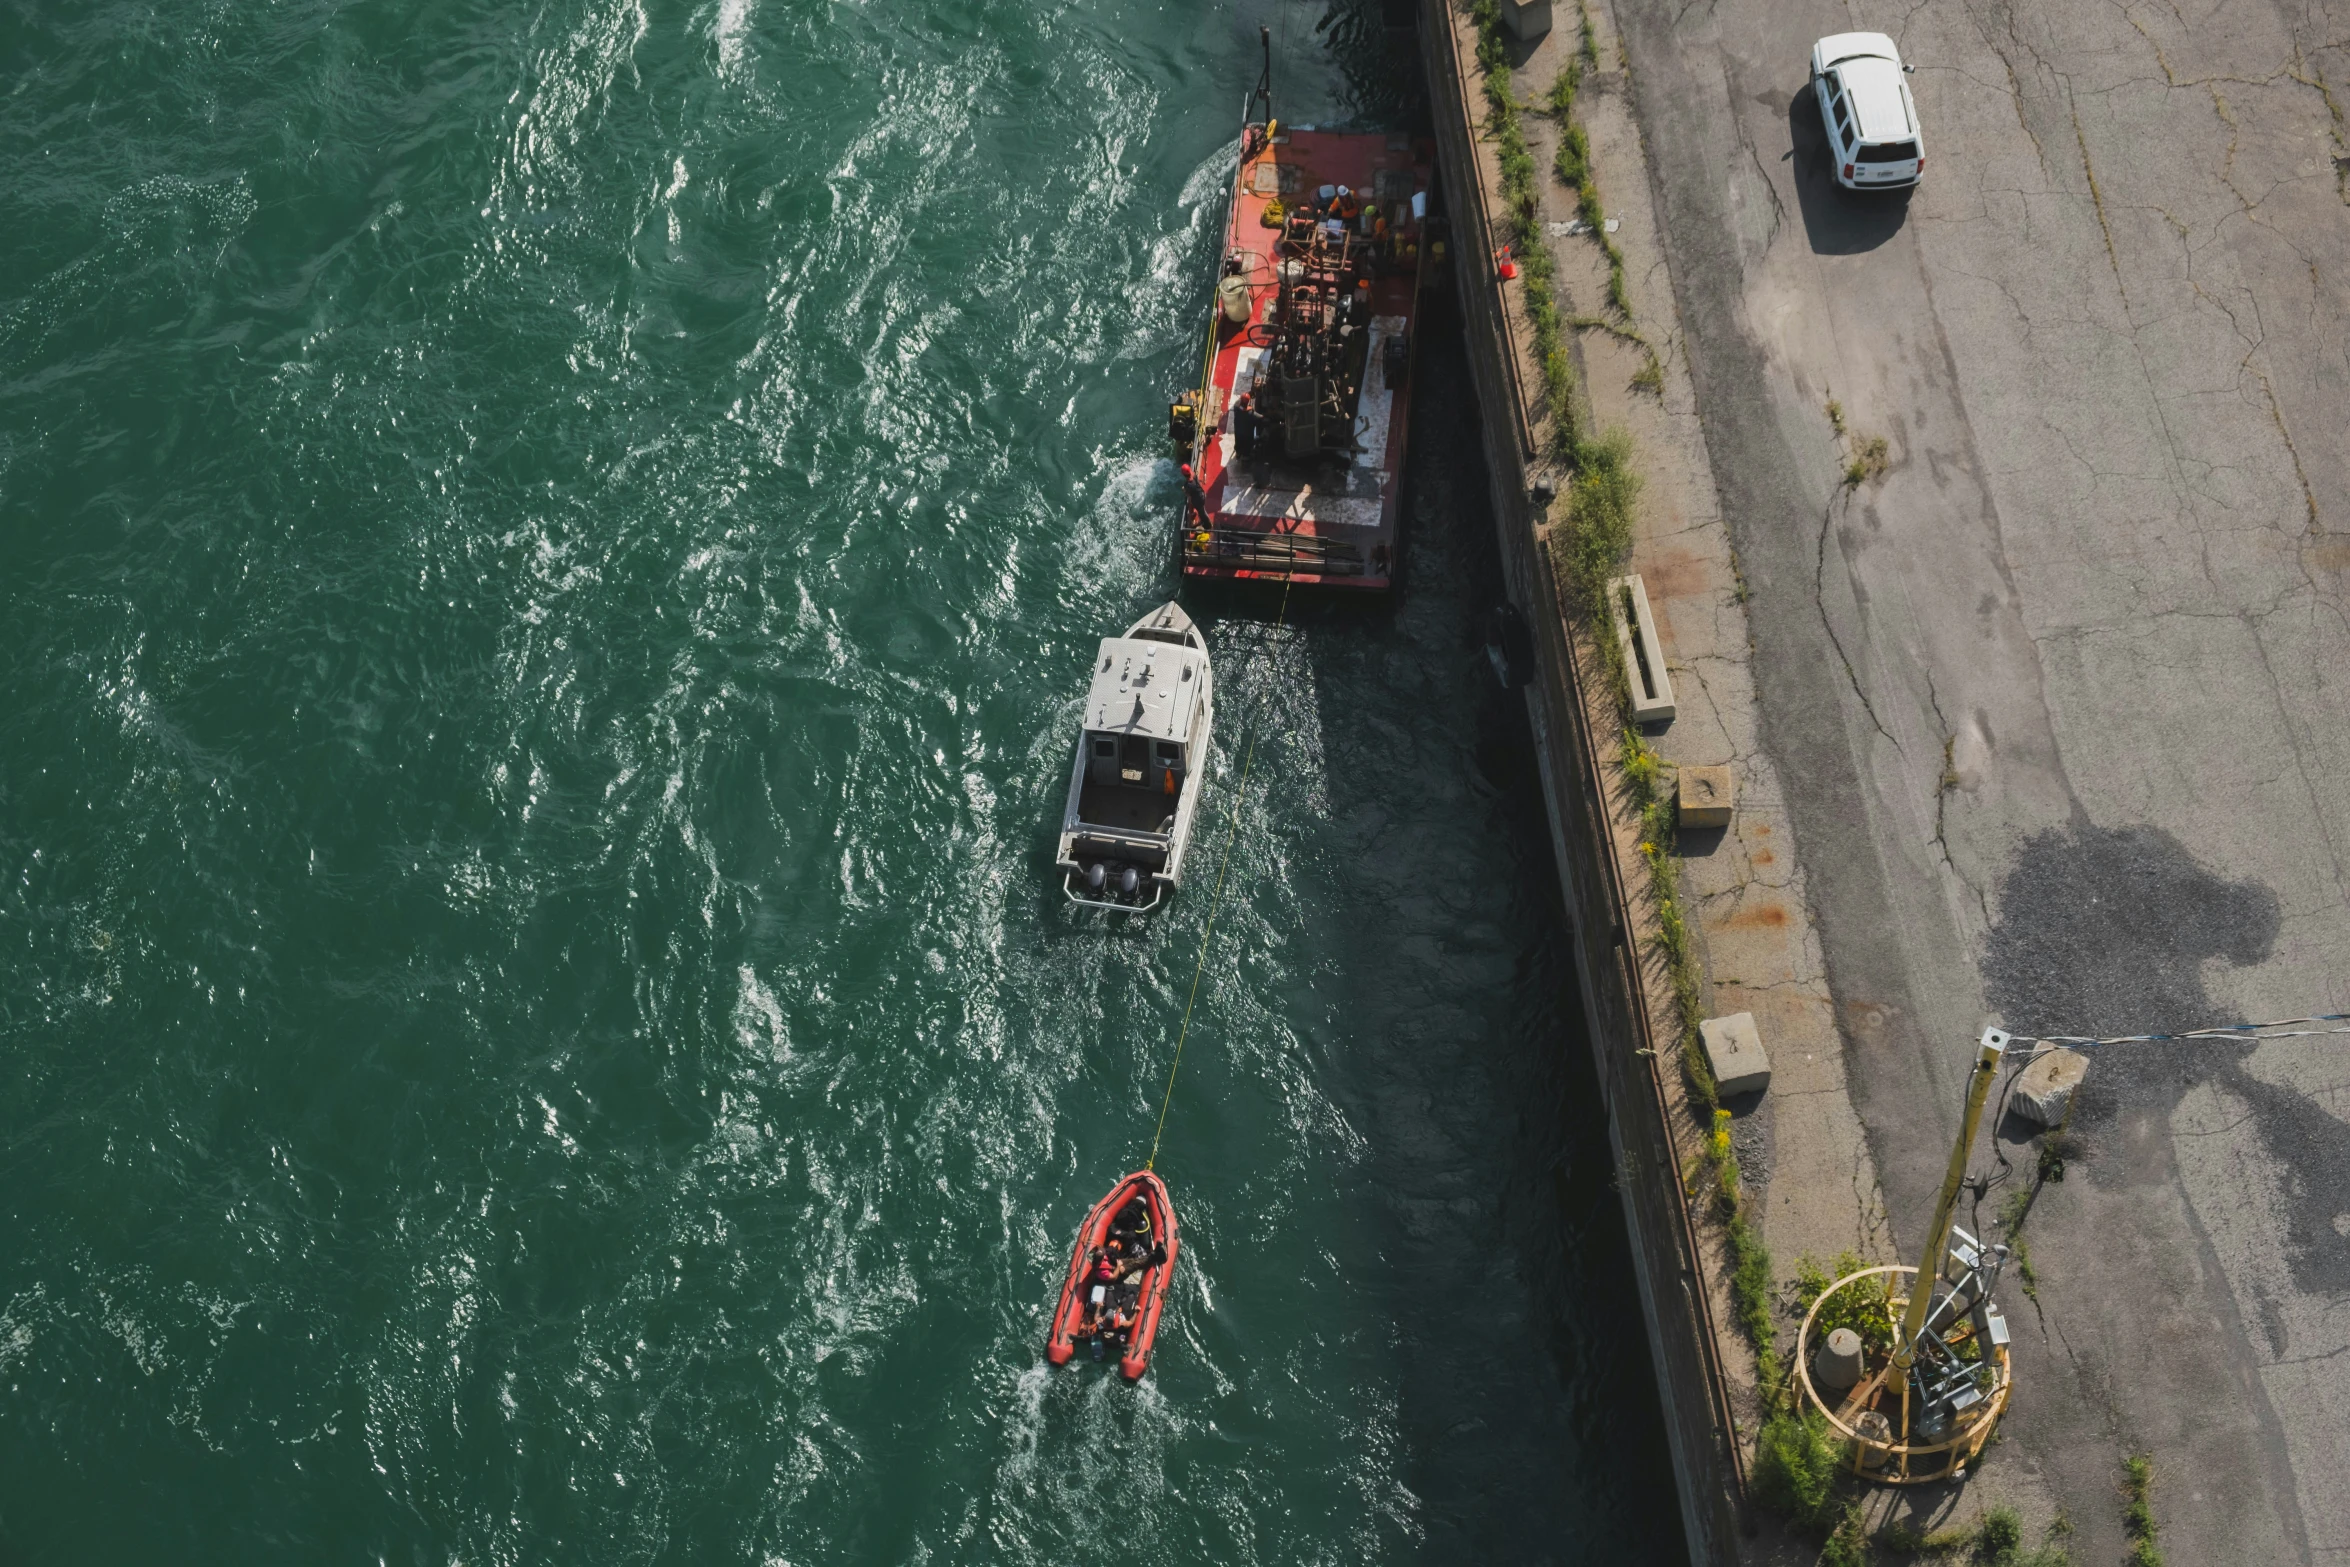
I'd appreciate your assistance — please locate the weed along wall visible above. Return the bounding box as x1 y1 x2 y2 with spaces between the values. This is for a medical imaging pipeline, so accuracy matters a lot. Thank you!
1414 3 1745 1562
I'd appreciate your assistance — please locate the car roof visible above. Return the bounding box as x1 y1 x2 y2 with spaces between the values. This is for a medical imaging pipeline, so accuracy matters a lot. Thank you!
1834 56 1913 143
1816 31 1900 70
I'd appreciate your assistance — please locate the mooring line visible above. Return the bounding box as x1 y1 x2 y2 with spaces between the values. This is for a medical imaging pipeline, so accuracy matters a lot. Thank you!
1145 572 1295 1172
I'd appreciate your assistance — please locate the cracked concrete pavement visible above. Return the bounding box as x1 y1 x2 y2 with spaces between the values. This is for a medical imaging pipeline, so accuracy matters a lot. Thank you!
1609 0 2350 1557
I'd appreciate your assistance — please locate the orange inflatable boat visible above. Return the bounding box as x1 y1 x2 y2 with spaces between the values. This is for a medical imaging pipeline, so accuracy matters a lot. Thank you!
1046 1171 1178 1380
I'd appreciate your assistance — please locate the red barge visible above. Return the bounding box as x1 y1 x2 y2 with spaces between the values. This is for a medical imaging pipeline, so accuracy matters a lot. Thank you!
1172 35 1438 593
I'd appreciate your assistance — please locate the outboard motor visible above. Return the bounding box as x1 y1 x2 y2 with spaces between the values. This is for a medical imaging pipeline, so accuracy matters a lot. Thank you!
1086 862 1107 893
1118 866 1140 897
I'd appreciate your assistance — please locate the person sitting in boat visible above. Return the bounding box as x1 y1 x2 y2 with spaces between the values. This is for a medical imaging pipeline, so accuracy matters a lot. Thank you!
1105 1230 1164 1285
1084 1244 1121 1302
1077 1245 1121 1349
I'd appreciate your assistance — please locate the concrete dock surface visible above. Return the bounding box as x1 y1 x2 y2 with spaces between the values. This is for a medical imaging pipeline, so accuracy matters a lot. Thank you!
1601 0 2350 1557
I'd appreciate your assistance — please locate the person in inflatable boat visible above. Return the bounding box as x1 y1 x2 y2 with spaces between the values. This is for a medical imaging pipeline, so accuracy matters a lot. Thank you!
1088 1241 1123 1292
1078 1243 1122 1355
1107 1205 1168 1276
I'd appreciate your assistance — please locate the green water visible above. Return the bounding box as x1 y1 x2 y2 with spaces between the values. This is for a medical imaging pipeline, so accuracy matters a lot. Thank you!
0 1 1678 1560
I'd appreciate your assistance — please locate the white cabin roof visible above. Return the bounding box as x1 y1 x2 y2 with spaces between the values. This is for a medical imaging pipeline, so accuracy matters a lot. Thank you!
1085 636 1205 741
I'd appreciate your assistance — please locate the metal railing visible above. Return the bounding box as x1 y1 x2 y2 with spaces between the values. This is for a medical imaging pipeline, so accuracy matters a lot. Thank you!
1183 528 1367 576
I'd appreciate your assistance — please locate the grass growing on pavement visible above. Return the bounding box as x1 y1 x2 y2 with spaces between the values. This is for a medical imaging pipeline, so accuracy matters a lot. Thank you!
1544 429 1643 718
1843 433 1889 486
1625 719 1779 1373
1977 1508 2024 1558
1561 430 1639 613
1751 1406 1840 1527
1999 1103 2074 1305
1872 1504 2073 1563
1818 1505 1871 1567
1629 348 1663 395
1555 119 1589 186
1874 1518 1973 1555
1547 53 1581 119
2123 1453 2162 1564
1999 1186 2040 1300
1470 2 1577 447
1794 1252 1894 1353
1544 6 1633 322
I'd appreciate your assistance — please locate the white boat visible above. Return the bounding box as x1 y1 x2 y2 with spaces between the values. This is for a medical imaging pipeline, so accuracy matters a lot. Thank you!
1056 602 1214 911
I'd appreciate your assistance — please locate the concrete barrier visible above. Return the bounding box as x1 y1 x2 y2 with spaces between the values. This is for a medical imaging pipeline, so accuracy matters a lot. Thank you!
1501 0 1553 39
1609 573 1677 723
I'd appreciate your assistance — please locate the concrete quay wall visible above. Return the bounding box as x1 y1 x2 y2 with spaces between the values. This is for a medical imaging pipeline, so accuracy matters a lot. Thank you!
1415 5 1744 1560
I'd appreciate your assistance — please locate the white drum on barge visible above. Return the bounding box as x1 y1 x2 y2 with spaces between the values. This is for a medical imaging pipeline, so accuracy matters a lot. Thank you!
1056 602 1214 912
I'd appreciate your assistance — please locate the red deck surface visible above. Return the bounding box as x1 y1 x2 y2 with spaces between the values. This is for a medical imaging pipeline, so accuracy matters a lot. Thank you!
1182 127 1434 592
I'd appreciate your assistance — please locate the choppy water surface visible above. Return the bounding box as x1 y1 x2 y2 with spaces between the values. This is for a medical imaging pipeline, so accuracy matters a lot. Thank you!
0 1 1677 1560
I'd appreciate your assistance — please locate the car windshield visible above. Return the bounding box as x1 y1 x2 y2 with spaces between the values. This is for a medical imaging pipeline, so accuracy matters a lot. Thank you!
1858 140 1919 163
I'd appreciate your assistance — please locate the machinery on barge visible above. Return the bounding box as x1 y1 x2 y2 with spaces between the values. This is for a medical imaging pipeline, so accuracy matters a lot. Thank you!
1171 31 1437 592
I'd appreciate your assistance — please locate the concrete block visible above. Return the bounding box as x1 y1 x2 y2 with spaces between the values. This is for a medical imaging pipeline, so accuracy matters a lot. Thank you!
1813 1327 1864 1391
1677 764 1735 828
1499 0 1552 39
1607 573 1675 724
1852 1409 1893 1470
1700 1011 1771 1097
2012 1047 2088 1127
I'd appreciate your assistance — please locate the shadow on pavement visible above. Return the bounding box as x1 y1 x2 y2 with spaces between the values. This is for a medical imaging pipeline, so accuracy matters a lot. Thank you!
1785 90 1912 255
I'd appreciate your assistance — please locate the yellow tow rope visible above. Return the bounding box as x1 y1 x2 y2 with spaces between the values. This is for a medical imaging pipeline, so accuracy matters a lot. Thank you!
1145 572 1295 1172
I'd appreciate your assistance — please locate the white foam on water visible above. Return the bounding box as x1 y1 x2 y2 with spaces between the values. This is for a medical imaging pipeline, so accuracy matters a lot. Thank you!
1055 452 1167 599
713 0 756 80
479 0 651 273
1126 137 1241 361
0 1287 41 1379
735 962 790 1061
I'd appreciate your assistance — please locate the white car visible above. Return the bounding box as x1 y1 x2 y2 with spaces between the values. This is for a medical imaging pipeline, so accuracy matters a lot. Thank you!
1809 33 1923 190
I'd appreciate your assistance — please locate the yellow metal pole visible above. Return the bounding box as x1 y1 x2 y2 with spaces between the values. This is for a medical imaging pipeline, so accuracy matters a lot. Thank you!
1892 1027 2010 1372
